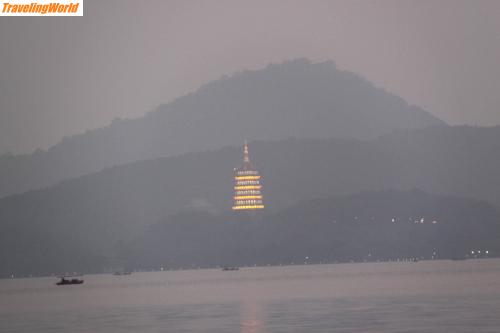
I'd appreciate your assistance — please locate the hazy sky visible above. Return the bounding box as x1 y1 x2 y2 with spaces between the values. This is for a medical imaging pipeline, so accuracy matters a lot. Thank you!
1 0 499 153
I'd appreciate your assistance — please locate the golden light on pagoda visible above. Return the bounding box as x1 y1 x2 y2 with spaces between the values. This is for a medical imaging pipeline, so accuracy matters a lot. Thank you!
232 141 265 211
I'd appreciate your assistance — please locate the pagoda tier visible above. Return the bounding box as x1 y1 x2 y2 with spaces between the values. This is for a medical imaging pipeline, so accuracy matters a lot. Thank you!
232 142 265 211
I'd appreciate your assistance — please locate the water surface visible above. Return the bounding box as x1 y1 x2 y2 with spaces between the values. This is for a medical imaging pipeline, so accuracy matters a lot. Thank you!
1 260 500 332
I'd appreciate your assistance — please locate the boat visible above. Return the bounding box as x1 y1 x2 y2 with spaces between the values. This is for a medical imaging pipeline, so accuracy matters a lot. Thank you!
113 271 132 276
222 266 239 271
56 276 84 285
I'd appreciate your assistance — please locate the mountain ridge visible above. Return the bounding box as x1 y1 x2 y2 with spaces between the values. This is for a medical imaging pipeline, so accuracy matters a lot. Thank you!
2 126 500 277
0 59 444 198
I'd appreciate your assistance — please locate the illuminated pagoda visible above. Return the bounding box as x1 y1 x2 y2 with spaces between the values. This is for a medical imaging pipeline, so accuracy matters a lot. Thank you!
232 141 265 211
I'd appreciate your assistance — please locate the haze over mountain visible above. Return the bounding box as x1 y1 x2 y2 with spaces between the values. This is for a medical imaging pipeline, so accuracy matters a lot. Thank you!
0 59 444 199
1 126 500 277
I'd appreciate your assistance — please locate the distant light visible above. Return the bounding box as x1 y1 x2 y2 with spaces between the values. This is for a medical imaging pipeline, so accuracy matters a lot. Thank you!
432 220 437 224
486 250 489 254
392 218 396 223
420 218 424 223
471 251 475 254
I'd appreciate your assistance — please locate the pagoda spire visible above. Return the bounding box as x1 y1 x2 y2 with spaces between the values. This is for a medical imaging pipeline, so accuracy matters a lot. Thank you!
243 140 250 163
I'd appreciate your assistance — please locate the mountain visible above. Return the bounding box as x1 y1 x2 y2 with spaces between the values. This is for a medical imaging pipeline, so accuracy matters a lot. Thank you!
125 190 500 270
1 127 500 276
374 125 500 204
2 189 499 277
0 59 444 198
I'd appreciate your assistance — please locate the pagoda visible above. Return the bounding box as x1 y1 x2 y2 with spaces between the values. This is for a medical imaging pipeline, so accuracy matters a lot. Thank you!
232 142 265 211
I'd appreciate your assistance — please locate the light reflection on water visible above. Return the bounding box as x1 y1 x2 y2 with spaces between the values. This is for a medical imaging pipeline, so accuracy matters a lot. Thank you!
241 300 266 333
1 260 500 332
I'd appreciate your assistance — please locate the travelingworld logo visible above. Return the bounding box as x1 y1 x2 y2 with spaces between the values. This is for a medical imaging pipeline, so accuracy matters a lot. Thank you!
1 0 83 16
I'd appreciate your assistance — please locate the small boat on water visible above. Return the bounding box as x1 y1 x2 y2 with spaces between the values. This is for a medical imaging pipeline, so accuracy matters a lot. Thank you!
222 266 239 271
56 276 84 286
113 271 132 276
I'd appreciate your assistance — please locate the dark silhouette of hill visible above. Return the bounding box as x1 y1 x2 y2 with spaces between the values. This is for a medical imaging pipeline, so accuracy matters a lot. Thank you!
1 126 500 276
374 125 500 205
0 59 444 198
2 188 498 277
124 190 500 270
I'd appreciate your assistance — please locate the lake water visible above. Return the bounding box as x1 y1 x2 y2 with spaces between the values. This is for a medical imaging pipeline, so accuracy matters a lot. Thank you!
1 260 500 332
